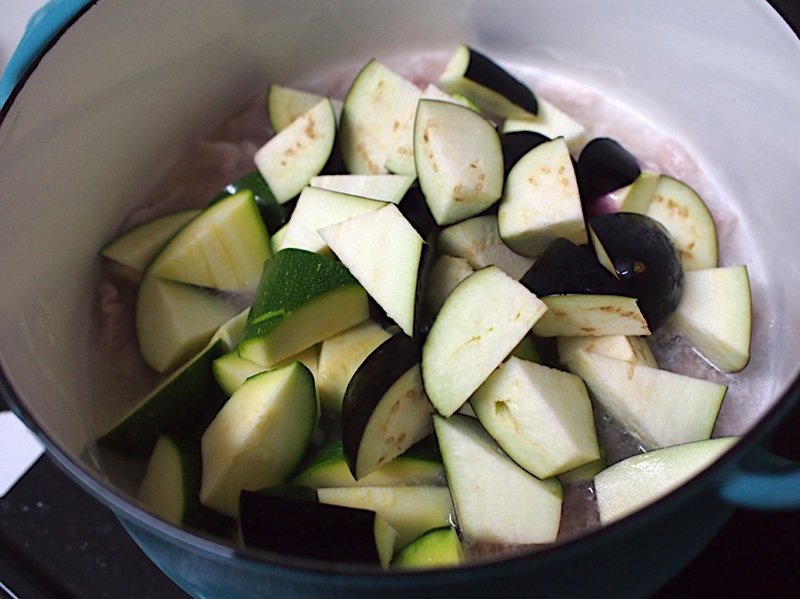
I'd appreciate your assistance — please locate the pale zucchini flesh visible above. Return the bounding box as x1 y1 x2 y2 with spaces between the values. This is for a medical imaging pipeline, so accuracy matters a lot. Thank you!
237 249 370 367
392 526 465 569
135 273 239 374
101 209 201 272
595 437 738 525
200 362 318 518
148 190 272 294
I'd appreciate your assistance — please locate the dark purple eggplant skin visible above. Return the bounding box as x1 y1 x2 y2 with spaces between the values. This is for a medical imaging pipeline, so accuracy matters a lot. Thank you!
589 212 684 331
414 242 437 340
463 47 539 116
520 238 627 297
340 332 422 478
239 490 381 565
576 138 641 207
501 130 550 177
398 185 439 241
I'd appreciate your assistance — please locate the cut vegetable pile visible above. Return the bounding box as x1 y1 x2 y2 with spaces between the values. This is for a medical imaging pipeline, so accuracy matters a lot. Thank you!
97 44 753 569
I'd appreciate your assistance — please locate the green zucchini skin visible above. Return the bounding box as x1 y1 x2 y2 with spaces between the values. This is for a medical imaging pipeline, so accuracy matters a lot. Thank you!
341 332 424 478
97 339 227 459
392 525 464 568
239 248 364 348
290 435 443 488
239 490 383 565
139 435 236 536
210 169 287 235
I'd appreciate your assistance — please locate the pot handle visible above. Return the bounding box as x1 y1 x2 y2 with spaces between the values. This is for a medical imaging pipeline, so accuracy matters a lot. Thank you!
719 446 800 510
0 0 90 108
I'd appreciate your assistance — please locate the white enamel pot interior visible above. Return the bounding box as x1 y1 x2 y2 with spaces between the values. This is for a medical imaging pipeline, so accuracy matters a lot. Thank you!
2 1 800 598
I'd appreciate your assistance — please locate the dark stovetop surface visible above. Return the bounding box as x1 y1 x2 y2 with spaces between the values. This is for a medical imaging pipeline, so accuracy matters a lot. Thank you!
2 1 800 597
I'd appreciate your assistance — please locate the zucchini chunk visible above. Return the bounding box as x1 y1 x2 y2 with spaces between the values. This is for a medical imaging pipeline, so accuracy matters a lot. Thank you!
101 209 201 272
213 343 319 398
200 361 318 518
392 526 465 569
594 437 738 525
254 98 337 204
135 272 239 374
210 169 287 235
341 332 434 480
98 329 228 458
290 435 444 489
433 414 563 545
148 190 272 294
239 489 397 567
414 99 504 226
565 350 727 450
339 59 424 174
558 445 608 485
237 249 370 368
317 485 454 550
138 435 235 535
319 203 424 337
498 137 586 257
617 170 661 215
421 266 548 417
438 45 538 119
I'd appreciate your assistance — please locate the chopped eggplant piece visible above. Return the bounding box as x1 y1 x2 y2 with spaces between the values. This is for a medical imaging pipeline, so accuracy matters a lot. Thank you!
341 332 433 480
520 237 626 297
576 137 641 207
439 44 538 118
500 130 550 177
589 212 684 331
239 490 395 566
